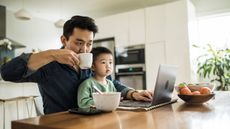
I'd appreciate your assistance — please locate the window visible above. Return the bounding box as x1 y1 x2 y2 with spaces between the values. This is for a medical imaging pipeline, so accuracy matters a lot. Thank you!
197 13 230 49
190 13 230 82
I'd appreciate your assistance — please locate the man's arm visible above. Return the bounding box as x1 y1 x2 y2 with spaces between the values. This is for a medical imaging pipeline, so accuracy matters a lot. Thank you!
0 52 53 82
28 49 80 71
112 79 132 98
1 49 80 82
1 53 34 82
27 50 56 71
107 75 153 102
113 79 153 101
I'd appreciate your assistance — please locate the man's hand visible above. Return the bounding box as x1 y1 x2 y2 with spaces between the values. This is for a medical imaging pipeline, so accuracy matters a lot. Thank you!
131 90 153 101
28 49 80 71
52 49 80 70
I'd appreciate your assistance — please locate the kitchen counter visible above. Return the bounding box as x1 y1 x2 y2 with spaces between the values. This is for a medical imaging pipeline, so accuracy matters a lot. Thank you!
0 81 40 129
0 81 39 98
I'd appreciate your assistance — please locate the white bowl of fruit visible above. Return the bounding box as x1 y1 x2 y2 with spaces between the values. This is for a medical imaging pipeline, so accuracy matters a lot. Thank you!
175 82 215 104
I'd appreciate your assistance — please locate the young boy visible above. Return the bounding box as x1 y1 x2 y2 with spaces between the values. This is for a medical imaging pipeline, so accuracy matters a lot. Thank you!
78 47 117 108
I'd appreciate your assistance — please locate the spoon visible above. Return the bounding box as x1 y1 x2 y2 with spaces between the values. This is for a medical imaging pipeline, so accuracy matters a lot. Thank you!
93 85 103 94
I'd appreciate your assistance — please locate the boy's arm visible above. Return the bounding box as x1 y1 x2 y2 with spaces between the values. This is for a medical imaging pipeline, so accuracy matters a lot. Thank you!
77 81 94 108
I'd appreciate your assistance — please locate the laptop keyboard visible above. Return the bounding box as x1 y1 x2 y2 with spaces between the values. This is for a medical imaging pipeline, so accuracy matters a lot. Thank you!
119 100 152 107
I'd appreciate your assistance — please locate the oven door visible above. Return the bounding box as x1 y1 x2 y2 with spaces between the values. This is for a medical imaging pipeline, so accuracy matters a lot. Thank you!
115 72 146 90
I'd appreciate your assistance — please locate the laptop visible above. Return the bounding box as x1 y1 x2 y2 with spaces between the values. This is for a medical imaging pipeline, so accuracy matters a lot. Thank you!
118 64 178 111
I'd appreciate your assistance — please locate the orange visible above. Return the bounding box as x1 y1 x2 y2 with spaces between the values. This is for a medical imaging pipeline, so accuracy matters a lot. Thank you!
192 91 201 95
200 87 211 95
180 87 192 95
178 83 187 89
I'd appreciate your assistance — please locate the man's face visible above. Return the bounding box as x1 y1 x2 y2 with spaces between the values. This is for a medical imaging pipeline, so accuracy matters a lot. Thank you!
62 28 94 54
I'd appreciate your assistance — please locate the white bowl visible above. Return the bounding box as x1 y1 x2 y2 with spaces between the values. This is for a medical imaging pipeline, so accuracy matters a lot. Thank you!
92 92 121 111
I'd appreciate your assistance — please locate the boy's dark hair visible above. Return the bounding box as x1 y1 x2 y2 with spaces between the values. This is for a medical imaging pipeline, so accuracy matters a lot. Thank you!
63 15 98 40
91 47 113 63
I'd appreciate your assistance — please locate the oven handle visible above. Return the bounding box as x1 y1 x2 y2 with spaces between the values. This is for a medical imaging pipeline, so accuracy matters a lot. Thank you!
116 72 145 75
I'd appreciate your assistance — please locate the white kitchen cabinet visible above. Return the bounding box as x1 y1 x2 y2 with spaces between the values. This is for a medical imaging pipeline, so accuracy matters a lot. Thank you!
145 41 166 90
114 9 146 47
95 13 129 47
145 0 192 84
96 9 145 47
146 5 166 43
113 13 129 47
164 0 191 84
128 9 145 46
146 1 188 44
95 16 117 40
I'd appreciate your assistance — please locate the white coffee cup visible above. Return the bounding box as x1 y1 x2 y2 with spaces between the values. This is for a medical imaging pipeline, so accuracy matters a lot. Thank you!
79 53 93 69
92 92 121 111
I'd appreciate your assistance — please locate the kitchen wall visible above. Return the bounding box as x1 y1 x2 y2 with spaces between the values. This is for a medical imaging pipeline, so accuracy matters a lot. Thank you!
6 11 62 56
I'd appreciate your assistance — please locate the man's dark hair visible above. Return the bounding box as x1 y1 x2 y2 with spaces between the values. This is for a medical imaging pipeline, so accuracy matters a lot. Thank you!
91 47 113 63
63 15 98 40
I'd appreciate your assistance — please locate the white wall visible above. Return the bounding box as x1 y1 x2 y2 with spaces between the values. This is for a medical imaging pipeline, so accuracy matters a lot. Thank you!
6 10 63 56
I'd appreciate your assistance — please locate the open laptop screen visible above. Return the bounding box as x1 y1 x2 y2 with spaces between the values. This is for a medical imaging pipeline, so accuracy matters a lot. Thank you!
151 64 177 105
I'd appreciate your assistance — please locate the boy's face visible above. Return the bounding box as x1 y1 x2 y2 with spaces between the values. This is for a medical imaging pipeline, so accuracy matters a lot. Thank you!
61 28 94 54
92 53 113 77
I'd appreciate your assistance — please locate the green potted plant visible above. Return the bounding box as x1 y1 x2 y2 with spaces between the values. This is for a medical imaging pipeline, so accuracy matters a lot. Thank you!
194 44 230 91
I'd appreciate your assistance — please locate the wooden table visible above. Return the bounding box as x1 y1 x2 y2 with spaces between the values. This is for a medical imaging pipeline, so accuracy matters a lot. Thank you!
12 92 230 129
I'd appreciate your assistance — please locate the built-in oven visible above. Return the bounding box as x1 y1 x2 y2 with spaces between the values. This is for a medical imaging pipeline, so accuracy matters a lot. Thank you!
115 64 146 90
115 45 145 65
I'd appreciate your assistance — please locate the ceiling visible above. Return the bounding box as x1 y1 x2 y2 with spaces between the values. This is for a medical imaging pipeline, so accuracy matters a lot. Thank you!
0 0 230 22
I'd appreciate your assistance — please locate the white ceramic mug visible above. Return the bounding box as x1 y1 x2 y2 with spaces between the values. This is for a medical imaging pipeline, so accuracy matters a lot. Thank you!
79 53 93 69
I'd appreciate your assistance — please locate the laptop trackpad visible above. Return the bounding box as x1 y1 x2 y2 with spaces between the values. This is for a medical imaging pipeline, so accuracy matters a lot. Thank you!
119 100 152 107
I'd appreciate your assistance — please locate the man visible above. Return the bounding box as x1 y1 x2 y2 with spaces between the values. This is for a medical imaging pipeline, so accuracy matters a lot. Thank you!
1 15 153 114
